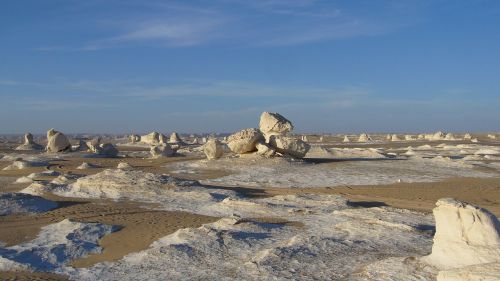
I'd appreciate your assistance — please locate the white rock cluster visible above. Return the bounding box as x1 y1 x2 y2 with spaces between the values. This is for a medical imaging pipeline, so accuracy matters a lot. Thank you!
150 144 175 158
423 198 500 280
140 132 167 145
223 112 310 159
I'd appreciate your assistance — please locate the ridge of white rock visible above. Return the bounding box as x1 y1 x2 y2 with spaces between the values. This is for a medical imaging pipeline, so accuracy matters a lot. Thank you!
422 198 500 270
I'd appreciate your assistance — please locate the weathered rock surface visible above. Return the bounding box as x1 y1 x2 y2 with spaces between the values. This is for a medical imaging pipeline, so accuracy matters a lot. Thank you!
358 133 372 142
46 129 71 152
140 132 166 145
129 134 141 143
268 135 310 158
391 134 401 141
227 128 264 154
15 133 43 151
259 112 293 141
255 142 276 157
94 143 119 157
203 139 224 160
150 144 175 158
437 262 500 281
423 198 500 269
169 132 184 144
343 135 350 143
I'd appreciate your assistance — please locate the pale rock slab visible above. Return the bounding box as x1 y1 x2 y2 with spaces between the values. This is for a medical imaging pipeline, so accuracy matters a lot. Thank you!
227 128 264 154
268 135 310 158
423 198 500 269
203 139 224 160
255 142 276 158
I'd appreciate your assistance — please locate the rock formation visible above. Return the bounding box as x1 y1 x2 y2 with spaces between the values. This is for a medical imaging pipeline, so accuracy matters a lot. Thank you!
391 134 401 141
140 132 166 145
463 133 472 140
169 132 184 144
255 142 276 158
423 198 500 270
343 135 350 143
358 133 372 142
227 128 264 154
445 133 456 141
94 143 119 157
268 135 310 158
488 134 496 140
405 135 414 141
15 133 43 151
259 112 293 141
150 144 174 158
129 134 141 143
203 139 224 160
46 129 71 153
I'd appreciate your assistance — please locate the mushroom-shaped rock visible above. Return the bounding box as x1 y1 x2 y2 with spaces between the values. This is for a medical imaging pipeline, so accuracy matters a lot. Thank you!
423 198 500 269
259 112 294 141
203 139 224 160
255 142 276 158
15 133 43 151
268 135 310 158
94 143 119 157
46 129 71 152
358 133 372 142
227 128 264 154
169 132 184 144
150 144 174 158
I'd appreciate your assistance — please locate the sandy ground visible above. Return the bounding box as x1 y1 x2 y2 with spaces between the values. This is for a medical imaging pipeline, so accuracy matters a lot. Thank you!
1 142 500 279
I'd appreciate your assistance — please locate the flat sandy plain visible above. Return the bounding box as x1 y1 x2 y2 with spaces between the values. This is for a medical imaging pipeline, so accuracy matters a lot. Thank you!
0 135 499 280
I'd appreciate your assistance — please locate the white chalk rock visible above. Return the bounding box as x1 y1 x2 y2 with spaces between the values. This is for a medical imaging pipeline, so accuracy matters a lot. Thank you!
150 144 174 158
386 134 392 140
227 128 264 154
46 129 71 152
418 134 426 140
268 135 310 158
405 135 414 141
129 134 141 143
94 143 119 157
255 142 276 158
464 133 472 140
203 139 224 160
445 133 456 141
140 132 166 145
358 133 372 142
391 134 401 141
487 134 496 140
169 132 184 144
75 140 90 151
423 198 500 269
15 133 44 151
343 135 351 143
85 137 101 153
437 262 500 281
76 162 99 170
117 162 133 170
259 112 293 140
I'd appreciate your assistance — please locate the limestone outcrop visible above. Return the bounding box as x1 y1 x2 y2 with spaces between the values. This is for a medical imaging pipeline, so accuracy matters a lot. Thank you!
203 139 224 160
46 129 71 153
15 133 43 151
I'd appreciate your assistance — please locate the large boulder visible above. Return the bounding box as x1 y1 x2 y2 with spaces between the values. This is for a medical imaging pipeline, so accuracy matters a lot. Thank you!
150 144 174 158
422 198 500 269
227 128 264 154
259 112 294 141
268 135 310 158
46 129 71 152
255 142 276 158
203 139 224 160
15 133 43 151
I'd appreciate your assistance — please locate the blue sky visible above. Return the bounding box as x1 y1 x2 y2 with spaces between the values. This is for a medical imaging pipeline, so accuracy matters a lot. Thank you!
1 0 499 134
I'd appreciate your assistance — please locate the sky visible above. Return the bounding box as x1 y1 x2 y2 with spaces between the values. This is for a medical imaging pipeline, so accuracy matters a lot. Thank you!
1 0 499 134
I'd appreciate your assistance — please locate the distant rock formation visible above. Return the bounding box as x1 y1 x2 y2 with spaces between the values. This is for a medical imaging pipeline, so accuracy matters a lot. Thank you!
129 134 141 143
46 129 71 153
140 132 166 145
391 134 401 141
405 135 414 141
268 135 310 158
444 133 456 141
15 133 43 151
358 133 372 142
343 135 351 143
463 133 472 140
169 132 184 144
